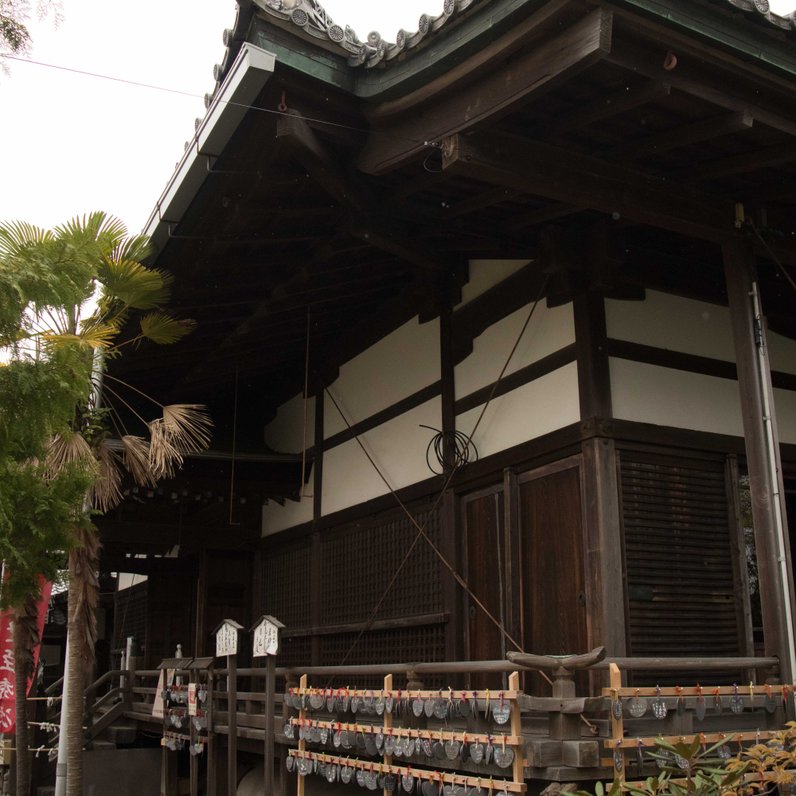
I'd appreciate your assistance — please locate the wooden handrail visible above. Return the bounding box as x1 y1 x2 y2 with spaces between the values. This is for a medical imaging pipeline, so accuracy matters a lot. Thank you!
596 656 779 672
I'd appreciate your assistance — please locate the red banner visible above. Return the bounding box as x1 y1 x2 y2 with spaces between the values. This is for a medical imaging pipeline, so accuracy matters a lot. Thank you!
0 576 52 735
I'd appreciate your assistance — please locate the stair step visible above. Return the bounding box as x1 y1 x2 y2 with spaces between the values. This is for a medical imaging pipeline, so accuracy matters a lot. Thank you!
107 724 137 744
91 739 116 751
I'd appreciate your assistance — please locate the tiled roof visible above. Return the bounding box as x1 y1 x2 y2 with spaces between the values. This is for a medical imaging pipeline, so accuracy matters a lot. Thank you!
248 0 480 67
718 0 796 33
201 0 796 112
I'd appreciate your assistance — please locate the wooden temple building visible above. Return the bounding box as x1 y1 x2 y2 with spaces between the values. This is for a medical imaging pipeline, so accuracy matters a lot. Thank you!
82 0 796 791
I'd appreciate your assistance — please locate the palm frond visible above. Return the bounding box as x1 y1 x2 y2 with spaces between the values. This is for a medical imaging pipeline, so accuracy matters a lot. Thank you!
120 435 156 487
112 234 153 266
88 441 123 513
45 432 96 478
54 212 127 255
0 220 54 257
97 258 171 310
162 404 213 454
79 315 121 348
139 312 195 345
39 327 114 351
147 419 183 480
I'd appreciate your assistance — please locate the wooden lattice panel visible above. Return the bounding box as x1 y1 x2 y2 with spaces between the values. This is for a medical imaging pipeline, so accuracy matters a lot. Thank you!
262 541 312 628
620 450 742 680
276 636 313 670
113 581 148 652
319 504 443 625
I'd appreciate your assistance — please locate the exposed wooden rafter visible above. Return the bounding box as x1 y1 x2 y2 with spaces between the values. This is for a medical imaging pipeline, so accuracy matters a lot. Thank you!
606 110 755 160
441 130 731 242
356 7 614 175
542 80 671 135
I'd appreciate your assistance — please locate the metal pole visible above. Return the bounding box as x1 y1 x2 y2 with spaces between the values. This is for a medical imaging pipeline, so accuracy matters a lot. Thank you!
54 637 69 796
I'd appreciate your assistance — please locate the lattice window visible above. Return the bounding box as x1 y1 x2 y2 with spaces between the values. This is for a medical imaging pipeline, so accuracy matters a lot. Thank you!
113 581 148 652
621 449 742 682
319 625 447 689
276 636 312 670
262 542 312 628
319 504 443 625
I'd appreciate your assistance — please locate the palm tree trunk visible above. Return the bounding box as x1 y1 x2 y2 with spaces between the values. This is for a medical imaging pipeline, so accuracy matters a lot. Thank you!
64 587 83 796
65 526 100 796
13 594 39 796
13 615 30 796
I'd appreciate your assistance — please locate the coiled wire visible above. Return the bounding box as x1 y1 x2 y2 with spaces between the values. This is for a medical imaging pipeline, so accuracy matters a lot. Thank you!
420 425 478 474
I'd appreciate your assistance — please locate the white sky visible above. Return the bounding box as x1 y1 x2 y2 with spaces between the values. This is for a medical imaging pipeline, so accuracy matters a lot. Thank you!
0 0 443 233
0 0 792 234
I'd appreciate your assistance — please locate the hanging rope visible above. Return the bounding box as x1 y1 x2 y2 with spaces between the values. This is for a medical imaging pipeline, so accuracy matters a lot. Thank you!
327 275 552 675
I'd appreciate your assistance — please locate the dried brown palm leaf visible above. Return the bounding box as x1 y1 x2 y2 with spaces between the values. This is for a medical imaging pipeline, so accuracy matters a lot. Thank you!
89 441 124 513
68 525 101 666
120 435 156 487
148 418 183 480
45 432 96 478
162 403 213 454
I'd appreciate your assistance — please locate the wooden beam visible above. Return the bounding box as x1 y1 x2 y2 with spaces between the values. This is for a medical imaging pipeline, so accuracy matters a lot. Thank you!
356 8 614 175
608 110 754 160
503 202 582 233
674 140 796 183
444 187 519 219
544 80 671 135
441 129 732 242
276 110 371 213
349 219 448 272
607 38 796 140
574 291 611 420
279 109 450 271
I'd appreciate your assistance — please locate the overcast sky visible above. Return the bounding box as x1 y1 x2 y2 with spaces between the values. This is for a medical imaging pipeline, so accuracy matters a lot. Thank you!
0 0 792 234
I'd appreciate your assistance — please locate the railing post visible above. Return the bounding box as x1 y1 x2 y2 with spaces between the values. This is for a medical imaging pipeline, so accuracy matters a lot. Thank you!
406 669 423 691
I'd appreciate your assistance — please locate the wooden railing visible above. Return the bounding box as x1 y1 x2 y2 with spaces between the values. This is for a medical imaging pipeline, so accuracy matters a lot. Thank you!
44 653 785 794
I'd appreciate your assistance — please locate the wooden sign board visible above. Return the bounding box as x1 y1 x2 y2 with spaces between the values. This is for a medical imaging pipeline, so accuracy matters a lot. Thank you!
213 619 243 658
252 614 284 658
188 683 198 717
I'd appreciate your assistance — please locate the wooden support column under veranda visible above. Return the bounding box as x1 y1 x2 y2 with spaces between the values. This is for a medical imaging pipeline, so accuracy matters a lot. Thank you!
723 235 796 685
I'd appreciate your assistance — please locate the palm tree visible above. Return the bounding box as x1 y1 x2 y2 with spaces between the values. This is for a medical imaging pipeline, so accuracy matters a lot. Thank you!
0 212 211 795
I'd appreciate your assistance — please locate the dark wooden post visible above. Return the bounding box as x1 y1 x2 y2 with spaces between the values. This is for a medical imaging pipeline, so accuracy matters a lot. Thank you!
212 619 243 796
581 435 626 660
723 238 795 684
251 615 284 796
227 653 237 796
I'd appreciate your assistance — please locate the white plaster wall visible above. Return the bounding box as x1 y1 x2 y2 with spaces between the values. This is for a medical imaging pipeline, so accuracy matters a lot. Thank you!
775 388 796 445
457 259 531 307
324 318 440 438
606 291 735 362
117 573 147 590
768 329 796 376
263 392 314 454
322 398 441 516
610 358 744 437
456 362 580 458
455 301 575 398
261 493 313 537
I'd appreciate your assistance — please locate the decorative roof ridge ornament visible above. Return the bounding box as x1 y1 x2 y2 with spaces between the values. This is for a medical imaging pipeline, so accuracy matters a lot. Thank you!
251 0 483 68
253 0 364 53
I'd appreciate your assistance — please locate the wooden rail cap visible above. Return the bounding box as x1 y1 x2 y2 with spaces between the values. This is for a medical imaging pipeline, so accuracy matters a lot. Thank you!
507 646 606 676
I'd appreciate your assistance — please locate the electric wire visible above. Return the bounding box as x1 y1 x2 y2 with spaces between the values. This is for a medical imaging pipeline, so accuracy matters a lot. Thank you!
2 54 439 149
